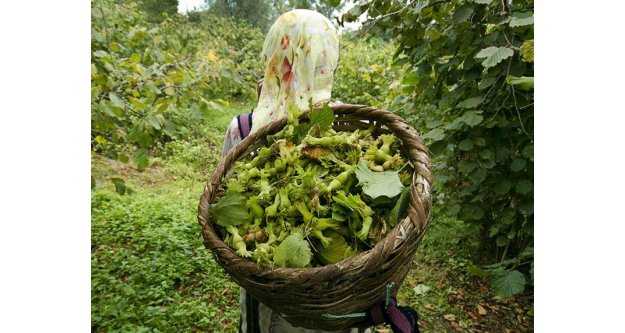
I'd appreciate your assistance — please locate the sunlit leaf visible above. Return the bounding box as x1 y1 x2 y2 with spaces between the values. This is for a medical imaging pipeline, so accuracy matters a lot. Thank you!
506 76 534 90
355 161 404 199
509 11 534 27
475 46 514 68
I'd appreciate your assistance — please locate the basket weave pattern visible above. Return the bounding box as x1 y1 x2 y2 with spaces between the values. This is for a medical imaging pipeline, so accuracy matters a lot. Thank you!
198 104 432 330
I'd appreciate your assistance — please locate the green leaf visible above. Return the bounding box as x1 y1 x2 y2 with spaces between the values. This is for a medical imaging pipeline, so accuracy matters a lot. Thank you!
475 46 514 68
147 115 161 130
500 208 516 225
458 160 477 174
308 104 334 132
480 158 496 169
509 11 533 27
91 7 103 18
510 158 526 172
133 148 149 171
467 265 492 277
463 206 484 220
492 270 526 297
479 150 493 161
210 192 248 227
109 93 125 109
389 187 411 227
316 231 354 265
93 50 108 58
489 225 499 237
129 54 141 63
355 161 404 199
471 0 494 4
496 147 510 161
429 141 447 156
453 5 474 24
163 86 176 96
110 177 127 195
98 101 116 117
292 124 311 143
518 200 534 216
413 284 431 296
522 145 534 160
91 175 96 189
458 139 474 151
478 77 497 90
458 97 484 109
515 180 533 194
493 180 512 194
458 111 483 126
506 76 534 90
118 154 129 164
422 128 445 141
273 232 312 268
469 168 487 183
496 235 508 247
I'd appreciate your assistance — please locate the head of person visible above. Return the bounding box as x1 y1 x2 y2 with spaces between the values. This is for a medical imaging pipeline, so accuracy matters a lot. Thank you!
250 9 339 133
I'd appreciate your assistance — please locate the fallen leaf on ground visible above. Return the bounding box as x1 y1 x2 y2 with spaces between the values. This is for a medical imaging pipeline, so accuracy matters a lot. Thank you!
450 321 460 330
413 284 431 296
424 303 436 310
443 314 456 321
477 304 487 315
467 311 478 320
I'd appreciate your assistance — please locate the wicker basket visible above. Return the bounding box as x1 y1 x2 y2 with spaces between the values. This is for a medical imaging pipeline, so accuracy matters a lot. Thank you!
198 104 432 330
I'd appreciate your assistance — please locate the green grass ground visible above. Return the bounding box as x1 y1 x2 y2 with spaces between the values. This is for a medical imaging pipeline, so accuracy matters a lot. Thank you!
91 103 533 332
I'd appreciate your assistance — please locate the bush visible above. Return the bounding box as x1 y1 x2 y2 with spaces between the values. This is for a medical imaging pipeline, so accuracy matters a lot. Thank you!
347 0 534 296
334 35 405 108
91 0 263 168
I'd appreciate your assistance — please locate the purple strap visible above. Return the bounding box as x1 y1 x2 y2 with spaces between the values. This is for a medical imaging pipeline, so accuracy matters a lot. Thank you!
237 113 253 139
365 298 420 333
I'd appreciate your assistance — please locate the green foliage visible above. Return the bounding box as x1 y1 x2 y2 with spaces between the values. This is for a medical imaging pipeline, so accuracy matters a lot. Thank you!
139 0 178 22
206 0 274 31
91 184 240 331
315 231 355 265
273 232 313 268
389 187 411 227
354 160 404 200
210 191 248 227
91 0 263 167
491 269 526 297
334 35 405 107
349 0 534 295
274 0 346 21
206 0 346 32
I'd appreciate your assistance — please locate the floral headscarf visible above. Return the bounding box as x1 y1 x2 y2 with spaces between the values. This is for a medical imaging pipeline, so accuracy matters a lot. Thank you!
250 9 339 134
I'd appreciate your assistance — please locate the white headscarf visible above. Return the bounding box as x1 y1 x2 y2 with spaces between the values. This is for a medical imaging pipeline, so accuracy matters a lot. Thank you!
250 9 339 133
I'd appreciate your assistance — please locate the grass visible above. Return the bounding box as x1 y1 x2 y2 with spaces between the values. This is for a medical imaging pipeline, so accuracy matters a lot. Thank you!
91 102 533 332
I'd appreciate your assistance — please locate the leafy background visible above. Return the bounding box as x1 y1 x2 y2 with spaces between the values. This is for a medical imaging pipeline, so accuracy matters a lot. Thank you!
91 0 533 331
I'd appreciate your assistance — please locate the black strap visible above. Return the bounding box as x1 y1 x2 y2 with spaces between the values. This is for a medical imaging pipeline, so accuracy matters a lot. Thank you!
242 292 260 333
